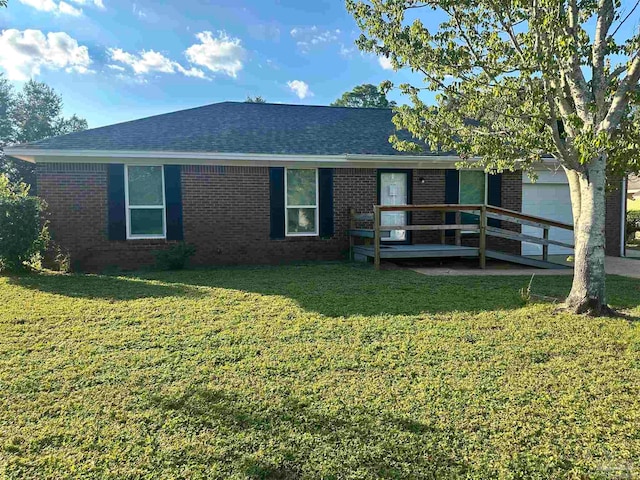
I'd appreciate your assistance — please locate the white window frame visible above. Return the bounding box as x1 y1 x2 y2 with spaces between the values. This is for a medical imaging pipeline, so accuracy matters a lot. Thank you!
459 170 488 204
285 168 319 237
124 164 166 240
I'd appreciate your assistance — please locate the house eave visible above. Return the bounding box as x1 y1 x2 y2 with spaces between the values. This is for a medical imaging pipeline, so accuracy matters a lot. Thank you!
2 148 560 170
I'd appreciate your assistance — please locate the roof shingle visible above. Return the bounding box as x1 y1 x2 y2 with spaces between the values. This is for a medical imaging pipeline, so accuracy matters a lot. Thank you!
11 101 432 156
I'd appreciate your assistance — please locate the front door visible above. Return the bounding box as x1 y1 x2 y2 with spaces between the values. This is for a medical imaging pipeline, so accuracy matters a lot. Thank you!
378 171 411 243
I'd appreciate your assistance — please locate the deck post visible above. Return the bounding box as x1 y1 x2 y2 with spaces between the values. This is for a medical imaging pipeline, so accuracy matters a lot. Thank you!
349 208 356 261
374 205 381 270
455 211 461 246
542 228 549 262
479 205 487 269
440 211 446 244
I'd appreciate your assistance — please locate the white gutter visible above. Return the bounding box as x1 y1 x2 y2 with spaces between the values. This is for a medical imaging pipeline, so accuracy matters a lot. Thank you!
2 148 461 165
621 177 627 257
3 147 562 169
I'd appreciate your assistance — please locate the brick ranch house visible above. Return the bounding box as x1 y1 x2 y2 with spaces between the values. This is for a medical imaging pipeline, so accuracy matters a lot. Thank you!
5 101 627 271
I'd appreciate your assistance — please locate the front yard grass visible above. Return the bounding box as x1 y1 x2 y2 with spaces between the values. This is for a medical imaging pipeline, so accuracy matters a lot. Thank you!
1 263 640 479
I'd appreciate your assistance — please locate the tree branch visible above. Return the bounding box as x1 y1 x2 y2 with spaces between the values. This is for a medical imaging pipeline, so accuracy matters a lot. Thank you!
601 54 640 131
611 0 640 38
593 0 615 120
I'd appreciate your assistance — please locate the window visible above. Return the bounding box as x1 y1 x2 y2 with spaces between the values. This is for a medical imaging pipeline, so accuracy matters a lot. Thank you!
459 171 487 224
285 168 318 236
125 165 166 239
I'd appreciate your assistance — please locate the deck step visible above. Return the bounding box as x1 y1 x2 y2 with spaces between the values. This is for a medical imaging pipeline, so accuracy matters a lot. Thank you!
485 250 570 269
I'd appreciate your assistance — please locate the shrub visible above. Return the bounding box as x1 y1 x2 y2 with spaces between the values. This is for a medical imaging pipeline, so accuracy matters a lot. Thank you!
52 243 72 273
0 175 49 272
154 242 196 270
627 210 640 242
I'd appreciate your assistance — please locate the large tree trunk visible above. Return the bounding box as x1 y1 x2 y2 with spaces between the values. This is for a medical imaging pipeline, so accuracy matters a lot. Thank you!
564 155 611 315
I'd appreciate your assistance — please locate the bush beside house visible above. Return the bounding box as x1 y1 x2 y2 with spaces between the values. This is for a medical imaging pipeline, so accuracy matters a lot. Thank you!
0 175 49 271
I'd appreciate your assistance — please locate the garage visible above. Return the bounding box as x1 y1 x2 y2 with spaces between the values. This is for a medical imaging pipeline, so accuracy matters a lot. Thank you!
521 170 575 256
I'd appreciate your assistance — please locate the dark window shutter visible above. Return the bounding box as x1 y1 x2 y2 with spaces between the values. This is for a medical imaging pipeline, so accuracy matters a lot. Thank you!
164 165 184 241
269 167 285 239
318 168 334 238
444 169 460 234
487 173 502 228
107 164 126 240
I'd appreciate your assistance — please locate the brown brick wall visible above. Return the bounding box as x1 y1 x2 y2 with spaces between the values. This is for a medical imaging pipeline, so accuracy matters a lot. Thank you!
180 166 378 266
40 163 619 272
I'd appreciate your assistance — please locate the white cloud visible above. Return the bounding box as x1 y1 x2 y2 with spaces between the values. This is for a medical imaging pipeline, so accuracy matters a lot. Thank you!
378 55 394 70
108 47 206 79
19 0 104 15
339 44 355 58
287 80 312 99
18 0 57 12
68 0 105 8
106 64 125 71
58 1 82 15
19 0 84 15
184 31 245 78
0 29 92 81
132 3 147 18
290 26 341 52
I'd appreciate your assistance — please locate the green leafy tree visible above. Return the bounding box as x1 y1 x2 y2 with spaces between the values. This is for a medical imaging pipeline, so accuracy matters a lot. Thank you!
348 0 640 315
57 114 89 136
0 174 49 271
245 96 267 103
0 77 88 184
331 83 397 108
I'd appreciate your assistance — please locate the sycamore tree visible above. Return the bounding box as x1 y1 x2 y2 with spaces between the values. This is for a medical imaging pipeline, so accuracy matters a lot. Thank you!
348 0 640 315
331 83 398 107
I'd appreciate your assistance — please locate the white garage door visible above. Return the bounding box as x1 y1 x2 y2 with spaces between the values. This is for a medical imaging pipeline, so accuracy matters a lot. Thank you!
521 172 575 256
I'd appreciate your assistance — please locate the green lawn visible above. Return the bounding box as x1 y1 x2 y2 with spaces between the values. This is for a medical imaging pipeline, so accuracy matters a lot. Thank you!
1 264 640 479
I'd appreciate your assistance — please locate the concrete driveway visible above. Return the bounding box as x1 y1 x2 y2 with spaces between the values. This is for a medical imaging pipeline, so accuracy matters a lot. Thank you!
412 256 640 279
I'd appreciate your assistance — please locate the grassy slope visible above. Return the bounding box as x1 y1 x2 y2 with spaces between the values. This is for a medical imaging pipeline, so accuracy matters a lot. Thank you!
1 264 640 479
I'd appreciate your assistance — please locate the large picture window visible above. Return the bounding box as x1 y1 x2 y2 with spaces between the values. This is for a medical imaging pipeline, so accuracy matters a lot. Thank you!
125 165 166 239
285 168 318 236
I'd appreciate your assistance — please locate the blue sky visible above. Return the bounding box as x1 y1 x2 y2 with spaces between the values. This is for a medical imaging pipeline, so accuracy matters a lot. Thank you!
0 0 425 128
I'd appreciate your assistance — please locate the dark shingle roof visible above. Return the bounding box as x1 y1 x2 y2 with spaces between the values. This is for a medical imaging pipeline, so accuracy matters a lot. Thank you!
10 101 430 156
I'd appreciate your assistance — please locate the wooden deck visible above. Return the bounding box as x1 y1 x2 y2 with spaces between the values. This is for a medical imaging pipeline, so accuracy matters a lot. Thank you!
353 243 479 259
353 243 570 269
349 204 575 270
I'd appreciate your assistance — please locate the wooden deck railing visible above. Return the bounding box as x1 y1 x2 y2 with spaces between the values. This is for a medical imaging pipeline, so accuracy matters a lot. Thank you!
349 204 574 270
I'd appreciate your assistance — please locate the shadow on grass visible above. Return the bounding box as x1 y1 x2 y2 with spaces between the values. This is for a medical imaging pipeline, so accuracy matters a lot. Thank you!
147 385 470 479
153 263 534 315
8 263 640 316
8 272 202 301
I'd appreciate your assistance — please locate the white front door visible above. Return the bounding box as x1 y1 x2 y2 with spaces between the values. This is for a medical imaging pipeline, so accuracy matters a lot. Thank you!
379 172 409 242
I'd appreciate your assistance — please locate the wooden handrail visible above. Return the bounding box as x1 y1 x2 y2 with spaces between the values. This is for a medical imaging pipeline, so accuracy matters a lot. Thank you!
350 204 574 270
486 205 574 231
376 204 483 212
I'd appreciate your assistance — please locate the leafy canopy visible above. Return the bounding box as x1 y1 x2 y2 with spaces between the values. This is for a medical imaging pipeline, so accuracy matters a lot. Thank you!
0 76 88 183
347 0 640 178
331 83 397 108
245 96 267 103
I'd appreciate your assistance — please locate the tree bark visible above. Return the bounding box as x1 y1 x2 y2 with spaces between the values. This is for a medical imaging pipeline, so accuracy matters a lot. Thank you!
564 154 611 315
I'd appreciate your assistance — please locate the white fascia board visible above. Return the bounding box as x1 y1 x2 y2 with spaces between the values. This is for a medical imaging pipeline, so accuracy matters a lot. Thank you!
3 148 562 170
3 148 465 168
